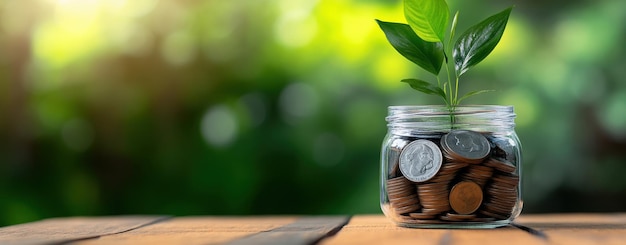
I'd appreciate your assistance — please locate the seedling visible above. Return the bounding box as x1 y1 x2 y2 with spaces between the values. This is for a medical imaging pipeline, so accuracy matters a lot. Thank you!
377 0 512 111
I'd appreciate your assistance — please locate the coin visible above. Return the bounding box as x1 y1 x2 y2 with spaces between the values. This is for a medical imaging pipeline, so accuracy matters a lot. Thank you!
441 130 490 163
461 165 494 187
487 135 517 163
386 177 418 200
479 209 510 220
484 158 516 173
440 213 477 221
408 212 438 220
399 140 443 182
388 138 410 178
449 181 483 215
402 218 446 224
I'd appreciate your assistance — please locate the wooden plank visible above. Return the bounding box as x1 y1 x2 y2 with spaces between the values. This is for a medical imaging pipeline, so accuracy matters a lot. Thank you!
322 215 543 245
225 216 349 245
516 213 626 245
0 216 168 245
4 214 626 245
74 216 298 245
321 215 449 245
325 214 626 245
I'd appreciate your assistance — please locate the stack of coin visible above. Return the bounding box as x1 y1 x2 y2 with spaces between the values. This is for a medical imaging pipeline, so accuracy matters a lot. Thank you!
440 130 491 164
480 173 519 219
440 213 477 222
415 162 469 216
483 158 516 174
387 138 410 178
460 164 494 187
416 181 450 215
386 176 421 215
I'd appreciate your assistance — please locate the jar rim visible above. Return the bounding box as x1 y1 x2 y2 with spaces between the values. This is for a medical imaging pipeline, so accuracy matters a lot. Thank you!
388 105 513 110
386 105 516 132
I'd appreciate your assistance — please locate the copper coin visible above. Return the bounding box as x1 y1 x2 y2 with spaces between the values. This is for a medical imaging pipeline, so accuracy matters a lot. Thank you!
387 185 414 194
468 217 496 222
449 181 483 215
439 163 469 173
420 201 450 208
387 176 411 185
445 213 477 219
409 212 438 219
479 210 510 220
440 213 477 221
421 207 449 215
402 218 446 224
484 158 516 173
392 203 421 214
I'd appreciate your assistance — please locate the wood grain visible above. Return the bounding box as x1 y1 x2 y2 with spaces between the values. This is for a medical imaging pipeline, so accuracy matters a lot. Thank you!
74 216 298 245
323 214 626 245
225 216 349 245
516 213 626 245
2 214 625 245
0 216 168 245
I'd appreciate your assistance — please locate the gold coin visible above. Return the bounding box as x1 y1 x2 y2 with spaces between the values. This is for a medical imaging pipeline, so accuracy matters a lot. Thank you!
449 181 483 215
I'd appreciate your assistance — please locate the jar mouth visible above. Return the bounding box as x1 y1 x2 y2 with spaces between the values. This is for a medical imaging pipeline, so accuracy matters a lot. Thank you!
386 105 516 133
388 105 513 111
387 105 514 116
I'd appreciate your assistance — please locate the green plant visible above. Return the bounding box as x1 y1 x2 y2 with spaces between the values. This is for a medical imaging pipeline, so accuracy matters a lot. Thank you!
376 0 512 110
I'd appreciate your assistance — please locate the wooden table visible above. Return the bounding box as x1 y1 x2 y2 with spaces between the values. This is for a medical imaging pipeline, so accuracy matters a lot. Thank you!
1 213 625 245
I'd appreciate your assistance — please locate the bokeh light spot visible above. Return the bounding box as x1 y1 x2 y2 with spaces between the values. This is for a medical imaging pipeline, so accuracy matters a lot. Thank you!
274 11 318 48
161 30 195 66
598 91 626 139
279 82 320 124
201 105 238 148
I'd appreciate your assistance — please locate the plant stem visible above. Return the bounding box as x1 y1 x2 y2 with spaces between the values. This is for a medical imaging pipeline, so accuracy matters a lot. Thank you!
454 75 459 106
443 61 453 105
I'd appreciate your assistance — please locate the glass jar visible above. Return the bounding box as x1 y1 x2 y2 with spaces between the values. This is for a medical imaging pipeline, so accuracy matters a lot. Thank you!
380 105 522 228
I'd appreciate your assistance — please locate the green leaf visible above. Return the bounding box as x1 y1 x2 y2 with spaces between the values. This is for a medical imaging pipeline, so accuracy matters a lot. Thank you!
402 79 447 102
404 0 449 43
453 7 512 76
376 20 444 75
448 11 459 49
457 90 494 103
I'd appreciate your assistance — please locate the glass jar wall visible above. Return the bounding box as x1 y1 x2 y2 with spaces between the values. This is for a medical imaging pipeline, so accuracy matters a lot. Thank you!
380 105 522 228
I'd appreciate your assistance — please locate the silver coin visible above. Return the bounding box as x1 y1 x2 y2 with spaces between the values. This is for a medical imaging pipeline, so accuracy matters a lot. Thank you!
399 140 443 182
442 130 490 160
388 138 410 177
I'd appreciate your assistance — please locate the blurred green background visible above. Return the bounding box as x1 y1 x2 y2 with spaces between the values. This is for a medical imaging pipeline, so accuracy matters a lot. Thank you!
1 0 626 226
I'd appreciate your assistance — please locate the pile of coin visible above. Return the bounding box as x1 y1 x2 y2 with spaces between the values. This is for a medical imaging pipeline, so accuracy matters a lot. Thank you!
481 173 519 219
460 165 494 187
383 130 520 224
386 176 421 215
